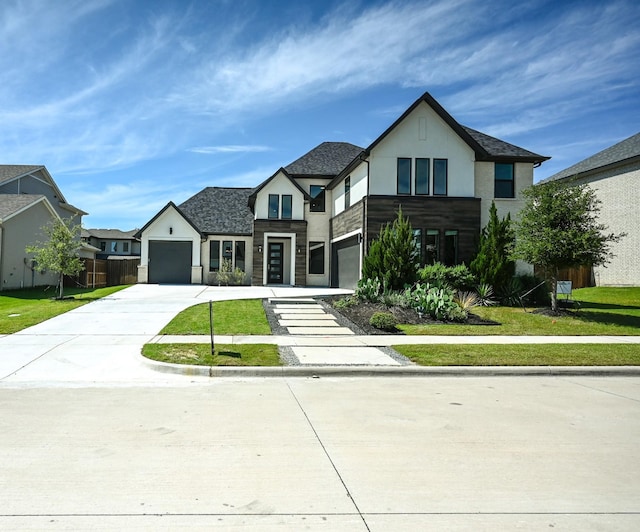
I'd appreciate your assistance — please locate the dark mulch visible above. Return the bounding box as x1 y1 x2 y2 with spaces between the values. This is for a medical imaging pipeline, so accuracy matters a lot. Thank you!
320 296 499 335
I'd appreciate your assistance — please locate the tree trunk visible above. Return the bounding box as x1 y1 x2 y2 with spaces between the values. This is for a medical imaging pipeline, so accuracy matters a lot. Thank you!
550 268 558 313
58 272 65 300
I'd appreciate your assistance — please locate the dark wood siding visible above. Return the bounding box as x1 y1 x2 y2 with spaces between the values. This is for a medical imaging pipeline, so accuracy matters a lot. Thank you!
330 199 364 240
364 196 481 265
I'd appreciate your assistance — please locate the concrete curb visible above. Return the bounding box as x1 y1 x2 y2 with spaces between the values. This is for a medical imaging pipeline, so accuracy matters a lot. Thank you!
140 355 640 378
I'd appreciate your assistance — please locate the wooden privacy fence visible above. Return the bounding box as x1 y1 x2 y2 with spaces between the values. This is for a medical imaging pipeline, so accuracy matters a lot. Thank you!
534 265 594 289
66 257 140 288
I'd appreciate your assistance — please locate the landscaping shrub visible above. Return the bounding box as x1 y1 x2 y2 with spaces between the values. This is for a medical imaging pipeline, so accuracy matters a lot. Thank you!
417 263 476 291
475 283 497 306
409 282 466 322
333 295 360 309
369 312 398 331
355 277 382 302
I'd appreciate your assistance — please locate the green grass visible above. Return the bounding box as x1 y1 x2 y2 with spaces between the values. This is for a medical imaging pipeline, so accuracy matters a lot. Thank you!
0 285 129 334
160 299 271 335
142 343 281 366
399 287 640 336
394 344 640 366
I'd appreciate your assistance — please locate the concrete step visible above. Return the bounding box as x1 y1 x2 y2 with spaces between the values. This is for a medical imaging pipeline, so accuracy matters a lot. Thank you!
291 346 401 365
272 306 326 313
268 298 317 304
287 327 355 335
279 320 339 327
276 314 336 320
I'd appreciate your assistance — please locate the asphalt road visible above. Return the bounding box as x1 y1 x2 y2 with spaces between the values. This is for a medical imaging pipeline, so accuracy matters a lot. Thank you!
1 376 639 531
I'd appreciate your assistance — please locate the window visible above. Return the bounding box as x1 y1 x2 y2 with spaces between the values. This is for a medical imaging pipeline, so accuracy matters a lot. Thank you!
434 159 448 195
222 240 233 263
123 242 129 253
100 241 106 252
310 185 325 212
415 158 430 195
110 241 117 253
282 195 292 219
345 176 351 209
209 240 220 271
397 158 411 195
235 241 245 271
444 230 458 265
309 242 325 275
495 162 515 198
425 229 439 264
268 194 279 219
412 229 423 264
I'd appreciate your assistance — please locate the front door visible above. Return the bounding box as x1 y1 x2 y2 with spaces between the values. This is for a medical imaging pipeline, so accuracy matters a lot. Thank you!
267 243 284 284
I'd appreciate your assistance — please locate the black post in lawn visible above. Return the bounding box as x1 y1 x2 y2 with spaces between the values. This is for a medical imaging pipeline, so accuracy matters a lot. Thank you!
209 300 214 356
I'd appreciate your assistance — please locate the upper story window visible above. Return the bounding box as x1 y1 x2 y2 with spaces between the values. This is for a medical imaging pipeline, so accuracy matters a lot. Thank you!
123 242 129 253
282 194 293 219
100 241 106 252
310 185 325 212
434 159 448 196
110 241 117 253
397 158 411 195
268 194 279 219
415 158 430 195
495 163 515 198
345 176 351 209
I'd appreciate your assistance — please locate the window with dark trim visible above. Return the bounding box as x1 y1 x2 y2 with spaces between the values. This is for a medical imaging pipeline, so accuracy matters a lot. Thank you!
282 195 293 219
444 230 458 266
415 158 430 195
209 240 220 271
412 229 423 264
434 159 448 196
495 162 515 198
345 176 351 209
268 194 279 219
222 240 233 264
310 185 325 212
235 241 245 271
100 241 106 252
123 242 129 253
397 157 411 195
110 241 117 253
308 241 325 275
425 229 439 264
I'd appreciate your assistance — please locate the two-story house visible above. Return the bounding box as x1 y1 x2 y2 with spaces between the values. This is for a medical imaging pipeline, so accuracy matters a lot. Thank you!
82 229 141 259
136 92 548 288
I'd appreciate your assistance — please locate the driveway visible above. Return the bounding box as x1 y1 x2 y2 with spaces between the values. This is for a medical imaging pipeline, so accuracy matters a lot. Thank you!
0 284 350 385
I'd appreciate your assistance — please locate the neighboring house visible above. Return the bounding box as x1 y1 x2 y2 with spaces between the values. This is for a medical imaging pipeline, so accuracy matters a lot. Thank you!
137 92 548 288
0 165 86 290
541 132 640 286
82 228 141 259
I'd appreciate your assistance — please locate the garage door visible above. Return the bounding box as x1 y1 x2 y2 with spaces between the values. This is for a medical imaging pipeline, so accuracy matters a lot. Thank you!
148 241 192 284
331 236 360 289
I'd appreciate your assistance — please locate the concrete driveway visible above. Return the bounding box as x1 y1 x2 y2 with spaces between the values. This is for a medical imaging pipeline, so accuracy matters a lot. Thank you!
0 284 350 385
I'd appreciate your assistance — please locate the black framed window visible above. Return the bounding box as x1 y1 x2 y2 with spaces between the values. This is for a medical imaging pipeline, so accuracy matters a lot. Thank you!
123 242 129 253
425 229 439 264
495 163 515 198
209 240 220 271
415 158 430 195
268 194 279 219
345 176 351 209
235 241 245 271
308 241 325 274
100 241 106 251
434 159 448 195
282 195 293 219
222 240 233 263
444 230 458 266
412 229 423 264
310 185 325 212
397 158 411 195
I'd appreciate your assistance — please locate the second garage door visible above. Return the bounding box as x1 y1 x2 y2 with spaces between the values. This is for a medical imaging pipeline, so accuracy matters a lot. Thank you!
331 236 360 289
148 240 192 284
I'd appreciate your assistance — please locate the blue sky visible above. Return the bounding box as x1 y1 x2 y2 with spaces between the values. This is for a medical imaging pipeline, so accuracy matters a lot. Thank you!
2 0 639 230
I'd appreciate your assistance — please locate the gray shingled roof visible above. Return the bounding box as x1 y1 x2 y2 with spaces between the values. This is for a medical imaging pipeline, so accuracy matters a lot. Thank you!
179 187 254 235
462 127 548 160
0 194 45 220
285 142 364 176
83 228 139 239
0 165 44 184
543 132 640 182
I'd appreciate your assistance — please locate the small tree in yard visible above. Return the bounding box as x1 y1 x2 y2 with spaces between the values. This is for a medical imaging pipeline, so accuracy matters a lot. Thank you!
361 207 419 291
513 181 623 313
26 217 84 300
470 201 515 294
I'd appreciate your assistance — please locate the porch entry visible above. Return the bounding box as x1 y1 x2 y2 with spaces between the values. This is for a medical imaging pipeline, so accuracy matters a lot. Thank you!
267 242 284 284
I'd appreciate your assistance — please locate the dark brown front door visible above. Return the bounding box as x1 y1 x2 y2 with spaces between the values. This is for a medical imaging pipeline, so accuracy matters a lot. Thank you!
267 243 284 284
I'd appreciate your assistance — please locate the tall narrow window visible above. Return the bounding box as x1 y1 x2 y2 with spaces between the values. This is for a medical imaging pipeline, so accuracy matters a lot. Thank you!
209 240 220 271
309 242 325 275
268 194 279 219
397 158 411 195
345 176 351 209
110 242 117 253
123 242 129 253
235 241 245 271
415 158 430 195
444 230 458 265
310 185 325 212
425 229 439 264
100 241 106 252
434 159 448 195
282 195 293 219
495 163 515 198
412 229 423 265
222 240 233 264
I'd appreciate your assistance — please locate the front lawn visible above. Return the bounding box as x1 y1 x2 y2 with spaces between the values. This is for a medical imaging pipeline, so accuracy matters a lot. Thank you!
159 299 271 335
142 343 281 366
0 285 129 334
395 344 640 366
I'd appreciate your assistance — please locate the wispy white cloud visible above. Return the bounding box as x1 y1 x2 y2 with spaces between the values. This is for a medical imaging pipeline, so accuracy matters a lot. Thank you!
187 145 271 154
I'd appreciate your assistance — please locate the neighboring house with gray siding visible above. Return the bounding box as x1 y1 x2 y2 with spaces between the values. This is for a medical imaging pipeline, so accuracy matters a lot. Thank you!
137 92 548 288
82 228 141 259
541 132 640 286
